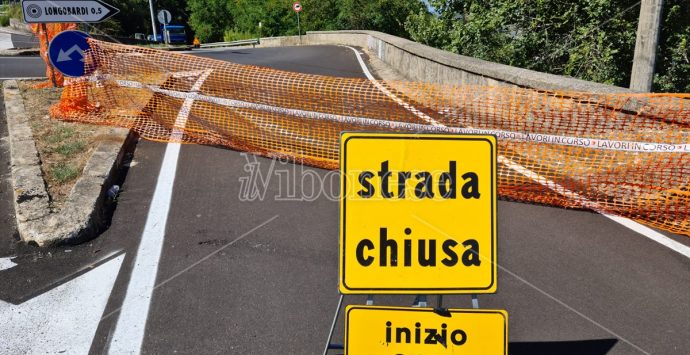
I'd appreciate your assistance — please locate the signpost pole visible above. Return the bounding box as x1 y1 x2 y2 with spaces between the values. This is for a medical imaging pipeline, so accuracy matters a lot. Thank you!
40 23 57 86
471 294 480 309
292 2 302 45
297 11 301 45
148 0 158 41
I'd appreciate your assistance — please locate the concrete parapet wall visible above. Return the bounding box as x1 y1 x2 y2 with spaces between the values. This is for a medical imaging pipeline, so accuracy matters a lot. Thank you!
259 30 632 93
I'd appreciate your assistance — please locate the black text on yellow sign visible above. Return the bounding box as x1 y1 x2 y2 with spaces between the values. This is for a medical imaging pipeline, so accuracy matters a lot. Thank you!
345 306 508 354
339 133 497 294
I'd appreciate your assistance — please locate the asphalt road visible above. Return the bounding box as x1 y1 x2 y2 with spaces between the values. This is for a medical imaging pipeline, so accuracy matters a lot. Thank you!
0 31 39 50
1 45 689 355
0 31 44 79
0 56 47 79
10 32 40 49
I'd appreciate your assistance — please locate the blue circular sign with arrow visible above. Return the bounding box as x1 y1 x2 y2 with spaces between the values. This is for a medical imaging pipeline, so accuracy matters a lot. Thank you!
48 30 93 77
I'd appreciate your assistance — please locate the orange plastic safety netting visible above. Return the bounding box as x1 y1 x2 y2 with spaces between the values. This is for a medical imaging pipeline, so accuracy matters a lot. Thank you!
51 39 690 236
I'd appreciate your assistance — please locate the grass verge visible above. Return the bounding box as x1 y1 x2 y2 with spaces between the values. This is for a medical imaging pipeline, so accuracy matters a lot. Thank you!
18 81 112 210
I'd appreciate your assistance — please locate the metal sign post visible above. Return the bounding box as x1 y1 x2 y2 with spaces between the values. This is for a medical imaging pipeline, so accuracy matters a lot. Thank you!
292 1 302 45
40 23 57 86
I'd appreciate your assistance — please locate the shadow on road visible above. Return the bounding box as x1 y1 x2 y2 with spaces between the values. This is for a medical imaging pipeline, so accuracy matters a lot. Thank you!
510 338 617 354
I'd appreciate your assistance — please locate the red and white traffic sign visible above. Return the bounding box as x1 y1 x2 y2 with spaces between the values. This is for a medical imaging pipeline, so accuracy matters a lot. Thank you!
292 1 302 13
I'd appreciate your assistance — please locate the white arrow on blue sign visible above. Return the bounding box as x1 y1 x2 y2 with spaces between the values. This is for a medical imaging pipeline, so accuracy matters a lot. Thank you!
22 0 119 23
48 30 93 77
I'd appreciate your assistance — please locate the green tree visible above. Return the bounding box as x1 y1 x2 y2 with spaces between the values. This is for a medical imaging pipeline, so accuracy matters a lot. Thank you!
300 0 341 32
187 0 425 42
88 0 149 37
188 0 233 42
230 0 293 37
406 0 690 92
338 0 425 38
654 0 690 92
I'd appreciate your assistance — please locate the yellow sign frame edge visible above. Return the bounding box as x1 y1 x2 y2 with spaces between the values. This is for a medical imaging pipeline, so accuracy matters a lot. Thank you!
338 132 498 294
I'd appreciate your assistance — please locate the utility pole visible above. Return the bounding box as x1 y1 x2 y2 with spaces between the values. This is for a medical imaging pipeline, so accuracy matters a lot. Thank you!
148 0 158 40
630 0 664 92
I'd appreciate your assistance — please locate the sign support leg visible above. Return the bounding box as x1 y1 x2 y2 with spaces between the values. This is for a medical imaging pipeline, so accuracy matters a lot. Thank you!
322 294 344 355
413 295 427 307
41 23 57 87
471 294 479 309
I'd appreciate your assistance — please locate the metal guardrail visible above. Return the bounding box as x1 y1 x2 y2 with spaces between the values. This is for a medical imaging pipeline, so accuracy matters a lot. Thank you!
199 39 260 49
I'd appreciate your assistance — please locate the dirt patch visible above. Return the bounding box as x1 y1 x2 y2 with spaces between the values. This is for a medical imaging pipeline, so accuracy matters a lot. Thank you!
18 81 111 211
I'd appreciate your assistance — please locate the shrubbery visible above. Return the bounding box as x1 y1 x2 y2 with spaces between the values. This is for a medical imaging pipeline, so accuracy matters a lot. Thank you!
406 0 689 92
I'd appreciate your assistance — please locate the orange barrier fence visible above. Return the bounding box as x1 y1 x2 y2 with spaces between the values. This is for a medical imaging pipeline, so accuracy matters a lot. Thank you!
51 39 690 236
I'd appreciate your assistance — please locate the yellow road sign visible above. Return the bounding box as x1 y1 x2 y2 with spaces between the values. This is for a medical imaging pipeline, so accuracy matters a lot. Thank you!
345 306 508 354
339 133 497 294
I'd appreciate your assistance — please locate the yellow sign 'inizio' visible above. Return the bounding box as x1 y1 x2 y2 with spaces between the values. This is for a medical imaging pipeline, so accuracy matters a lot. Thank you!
345 306 507 354
339 133 497 294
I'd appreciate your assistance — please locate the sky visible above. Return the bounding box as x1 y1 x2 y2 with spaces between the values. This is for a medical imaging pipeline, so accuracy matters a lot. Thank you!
422 0 438 15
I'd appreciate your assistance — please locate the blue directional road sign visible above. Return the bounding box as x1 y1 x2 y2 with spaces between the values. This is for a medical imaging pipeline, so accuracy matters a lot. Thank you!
48 30 92 77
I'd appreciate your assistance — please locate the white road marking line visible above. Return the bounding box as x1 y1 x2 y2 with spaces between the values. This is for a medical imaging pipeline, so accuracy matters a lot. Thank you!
0 257 17 271
344 45 690 259
0 254 125 355
500 156 690 258
0 34 13 50
108 70 212 355
603 215 690 258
